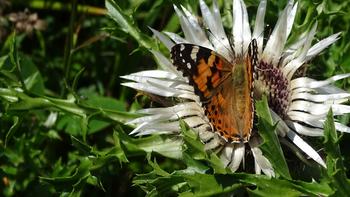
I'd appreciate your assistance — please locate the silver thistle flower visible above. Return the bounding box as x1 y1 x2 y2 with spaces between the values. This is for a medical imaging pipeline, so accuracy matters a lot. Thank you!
122 0 349 177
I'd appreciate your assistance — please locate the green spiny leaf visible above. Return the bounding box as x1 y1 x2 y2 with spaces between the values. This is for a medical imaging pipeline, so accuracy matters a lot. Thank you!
112 130 129 163
105 0 156 50
39 159 93 195
179 120 226 174
255 96 290 179
71 136 92 154
323 109 350 196
117 129 183 159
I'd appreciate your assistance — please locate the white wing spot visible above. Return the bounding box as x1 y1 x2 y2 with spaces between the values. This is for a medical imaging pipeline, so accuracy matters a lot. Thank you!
180 44 185 51
187 63 191 69
191 46 199 61
182 59 186 63
179 53 183 57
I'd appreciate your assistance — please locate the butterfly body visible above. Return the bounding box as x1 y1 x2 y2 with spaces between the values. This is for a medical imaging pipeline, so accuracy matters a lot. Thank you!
171 41 257 143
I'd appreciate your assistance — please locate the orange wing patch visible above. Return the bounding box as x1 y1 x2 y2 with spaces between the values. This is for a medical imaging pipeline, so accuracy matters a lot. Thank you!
193 59 212 98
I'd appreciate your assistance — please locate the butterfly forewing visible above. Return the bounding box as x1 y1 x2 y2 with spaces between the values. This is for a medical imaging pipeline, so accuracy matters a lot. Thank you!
170 41 257 143
171 44 231 102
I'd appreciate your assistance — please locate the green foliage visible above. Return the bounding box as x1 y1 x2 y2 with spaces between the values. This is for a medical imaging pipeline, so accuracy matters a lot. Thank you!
0 0 349 196
179 120 227 174
134 160 332 196
105 0 157 50
323 109 350 196
255 97 290 179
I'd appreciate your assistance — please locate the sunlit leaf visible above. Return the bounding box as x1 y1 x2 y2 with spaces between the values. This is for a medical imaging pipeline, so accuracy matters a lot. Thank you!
256 96 291 179
117 129 183 159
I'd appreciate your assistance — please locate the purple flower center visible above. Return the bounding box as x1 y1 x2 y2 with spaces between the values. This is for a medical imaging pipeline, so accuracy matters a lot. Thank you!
256 61 290 118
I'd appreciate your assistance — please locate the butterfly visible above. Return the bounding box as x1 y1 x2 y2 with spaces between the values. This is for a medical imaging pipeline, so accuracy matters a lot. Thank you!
170 40 258 143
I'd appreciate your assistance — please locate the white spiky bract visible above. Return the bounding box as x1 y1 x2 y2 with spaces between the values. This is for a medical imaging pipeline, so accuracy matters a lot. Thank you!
122 0 348 176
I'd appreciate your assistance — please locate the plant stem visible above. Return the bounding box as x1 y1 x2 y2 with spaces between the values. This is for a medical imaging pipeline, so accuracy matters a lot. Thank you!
0 87 137 123
27 1 107 15
62 0 78 97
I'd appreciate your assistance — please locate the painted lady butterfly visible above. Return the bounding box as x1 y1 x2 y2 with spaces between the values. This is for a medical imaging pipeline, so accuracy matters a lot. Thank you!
170 40 258 143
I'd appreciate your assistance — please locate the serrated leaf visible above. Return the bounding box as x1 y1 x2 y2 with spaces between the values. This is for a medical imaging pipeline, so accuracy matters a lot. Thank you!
146 154 171 177
133 155 188 196
255 96 290 179
323 109 350 196
238 173 330 196
134 167 332 197
117 129 183 159
179 120 226 174
71 136 92 155
179 173 242 196
40 158 92 190
105 0 156 50
112 130 129 163
180 120 206 160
